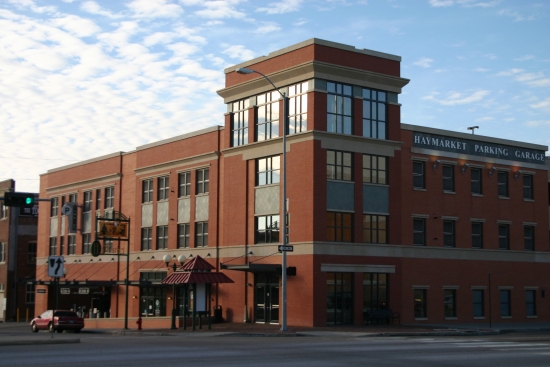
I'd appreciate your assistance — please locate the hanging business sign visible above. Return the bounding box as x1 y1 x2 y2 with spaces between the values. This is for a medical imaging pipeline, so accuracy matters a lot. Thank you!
412 132 546 165
98 221 128 238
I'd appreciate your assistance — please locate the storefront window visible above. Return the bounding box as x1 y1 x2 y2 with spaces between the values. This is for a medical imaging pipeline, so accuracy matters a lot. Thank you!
326 272 353 325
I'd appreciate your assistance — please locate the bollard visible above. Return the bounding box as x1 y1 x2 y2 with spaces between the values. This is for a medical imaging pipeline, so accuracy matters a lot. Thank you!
136 317 142 330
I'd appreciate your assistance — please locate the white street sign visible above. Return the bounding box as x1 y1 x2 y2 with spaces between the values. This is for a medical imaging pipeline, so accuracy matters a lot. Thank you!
48 256 64 278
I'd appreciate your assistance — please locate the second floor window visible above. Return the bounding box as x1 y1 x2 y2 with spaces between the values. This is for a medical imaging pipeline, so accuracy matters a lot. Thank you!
472 222 483 248
327 150 352 181
524 226 534 251
443 220 455 247
232 99 249 147
141 228 152 250
499 224 509 250
27 242 37 264
413 218 426 246
362 88 387 139
327 82 352 135
288 82 308 134
256 91 279 141
257 156 280 186
196 222 208 247
413 161 425 189
82 234 91 254
83 191 92 212
0 242 6 262
497 171 508 197
157 226 168 250
68 235 76 255
142 179 153 203
196 168 209 194
327 212 353 242
96 189 101 210
158 176 169 201
50 197 59 217
178 223 190 248
363 155 387 184
256 215 280 244
105 186 114 208
178 172 191 197
363 214 388 244
523 174 533 200
471 168 482 195
442 165 454 192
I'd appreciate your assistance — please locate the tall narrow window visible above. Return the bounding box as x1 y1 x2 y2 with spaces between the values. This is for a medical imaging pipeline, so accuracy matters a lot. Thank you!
413 161 425 189
442 165 454 192
256 91 279 141
524 226 534 251
499 224 509 250
157 226 168 250
105 187 114 209
472 222 483 248
142 179 153 203
443 220 455 247
196 168 209 194
288 82 308 134
0 201 7 219
96 189 101 211
444 289 456 318
362 88 387 139
363 155 387 184
82 234 91 254
49 237 57 256
50 197 59 217
141 228 152 250
68 235 76 255
471 168 482 195
178 224 190 248
326 212 353 242
473 289 484 317
232 99 249 146
256 215 280 244
363 214 388 244
526 290 536 316
497 171 508 197
256 156 280 186
327 150 352 181
326 272 353 325
83 191 92 212
414 289 427 318
59 236 64 256
26 283 35 304
158 176 169 201
178 172 191 197
196 222 208 247
327 82 352 135
0 242 6 262
27 242 37 264
413 218 426 246
500 290 511 317
523 174 533 200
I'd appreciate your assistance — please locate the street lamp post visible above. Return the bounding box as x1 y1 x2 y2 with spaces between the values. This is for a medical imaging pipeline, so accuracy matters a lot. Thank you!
236 67 288 331
163 254 186 330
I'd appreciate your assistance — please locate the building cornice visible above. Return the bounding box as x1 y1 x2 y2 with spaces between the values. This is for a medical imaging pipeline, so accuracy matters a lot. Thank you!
45 173 121 194
134 151 219 176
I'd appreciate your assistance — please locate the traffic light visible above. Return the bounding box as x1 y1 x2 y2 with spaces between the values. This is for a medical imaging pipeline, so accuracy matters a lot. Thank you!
3 192 36 208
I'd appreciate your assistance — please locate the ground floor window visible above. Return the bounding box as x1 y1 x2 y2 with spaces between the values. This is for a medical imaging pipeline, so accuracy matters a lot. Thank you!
473 289 484 317
326 272 353 325
414 289 427 318
526 290 536 317
363 273 388 324
444 289 456 318
500 290 511 317
141 287 167 317
26 283 35 304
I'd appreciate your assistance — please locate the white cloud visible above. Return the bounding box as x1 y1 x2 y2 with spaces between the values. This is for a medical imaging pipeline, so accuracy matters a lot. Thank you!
422 90 490 105
498 9 536 22
195 1 246 19
50 15 101 38
413 57 434 68
475 116 494 122
525 120 550 127
474 67 490 72
255 22 282 34
514 54 535 61
256 0 303 14
530 98 550 112
498 68 550 87
221 44 255 61
428 0 453 6
126 0 184 18
81 1 121 18
428 0 500 7
294 18 308 26
6 0 58 14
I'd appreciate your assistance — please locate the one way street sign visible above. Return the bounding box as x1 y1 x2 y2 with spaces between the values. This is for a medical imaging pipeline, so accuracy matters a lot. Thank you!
278 245 293 252
48 256 64 277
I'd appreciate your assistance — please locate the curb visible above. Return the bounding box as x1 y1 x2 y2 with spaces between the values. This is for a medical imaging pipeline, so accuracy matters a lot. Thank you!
0 339 80 347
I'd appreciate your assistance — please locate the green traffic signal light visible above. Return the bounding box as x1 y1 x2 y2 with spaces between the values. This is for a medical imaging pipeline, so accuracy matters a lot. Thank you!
25 197 33 205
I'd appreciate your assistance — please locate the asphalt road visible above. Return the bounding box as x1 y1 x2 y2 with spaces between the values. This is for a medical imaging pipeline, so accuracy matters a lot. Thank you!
1 332 550 367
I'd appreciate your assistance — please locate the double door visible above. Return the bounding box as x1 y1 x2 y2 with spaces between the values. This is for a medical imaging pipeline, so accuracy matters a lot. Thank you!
255 273 279 324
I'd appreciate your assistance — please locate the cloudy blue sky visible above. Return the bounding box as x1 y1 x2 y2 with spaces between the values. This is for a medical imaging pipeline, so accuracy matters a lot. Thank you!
1 0 549 192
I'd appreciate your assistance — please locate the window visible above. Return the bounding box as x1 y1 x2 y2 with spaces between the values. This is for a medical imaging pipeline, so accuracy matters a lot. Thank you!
413 161 425 189
27 242 36 264
362 88 387 139
500 290 511 317
256 91 279 141
178 172 191 197
177 223 190 248
256 156 280 186
50 197 59 217
196 222 208 247
96 189 101 210
473 290 484 317
526 290 536 317
472 222 483 249
158 176 169 201
142 179 153 203
414 289 427 318
413 218 426 246
256 215 280 244
471 168 482 195
196 168 209 194
523 174 533 200
68 235 76 255
326 272 353 325
497 171 508 197
141 228 152 250
363 273 388 322
288 82 308 134
69 193 77 203
363 155 387 184
444 289 456 318
157 226 168 250
499 224 509 250
327 150 353 181
105 186 114 208
363 214 388 244
0 201 7 219
49 237 57 256
83 191 92 212
442 165 454 192
59 236 64 256
26 283 35 304
0 242 5 262
82 234 91 254
524 226 534 251
327 82 353 134
443 220 455 247
326 212 353 242
232 99 249 146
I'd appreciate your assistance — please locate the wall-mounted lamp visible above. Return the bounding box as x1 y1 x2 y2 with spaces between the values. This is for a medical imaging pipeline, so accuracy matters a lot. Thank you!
467 126 479 134
205 253 211 258
433 160 441 171
132 295 137 299
514 170 523 180
489 167 496 177
246 283 253 287
167 296 172 300
461 163 470 175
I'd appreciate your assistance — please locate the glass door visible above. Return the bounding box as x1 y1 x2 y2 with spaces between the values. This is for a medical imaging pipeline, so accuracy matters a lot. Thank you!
255 273 279 324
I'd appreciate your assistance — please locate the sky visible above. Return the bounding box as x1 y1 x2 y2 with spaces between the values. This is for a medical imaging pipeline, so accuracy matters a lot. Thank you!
1 0 549 193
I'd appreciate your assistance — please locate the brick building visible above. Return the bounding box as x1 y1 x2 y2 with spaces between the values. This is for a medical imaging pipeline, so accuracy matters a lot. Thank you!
35 39 550 328
0 179 38 322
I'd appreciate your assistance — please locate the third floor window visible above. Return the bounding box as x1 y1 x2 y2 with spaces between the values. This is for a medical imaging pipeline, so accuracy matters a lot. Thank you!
362 88 387 140
197 168 209 194
257 156 280 186
327 150 352 181
256 91 279 142
288 82 308 134
142 179 153 203
158 176 169 201
363 154 387 185
232 99 249 147
327 82 352 135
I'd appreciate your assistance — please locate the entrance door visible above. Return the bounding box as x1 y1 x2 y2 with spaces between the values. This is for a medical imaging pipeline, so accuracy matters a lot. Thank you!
255 273 279 324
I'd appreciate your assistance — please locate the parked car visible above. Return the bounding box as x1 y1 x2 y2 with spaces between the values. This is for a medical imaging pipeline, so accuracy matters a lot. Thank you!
30 310 84 333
